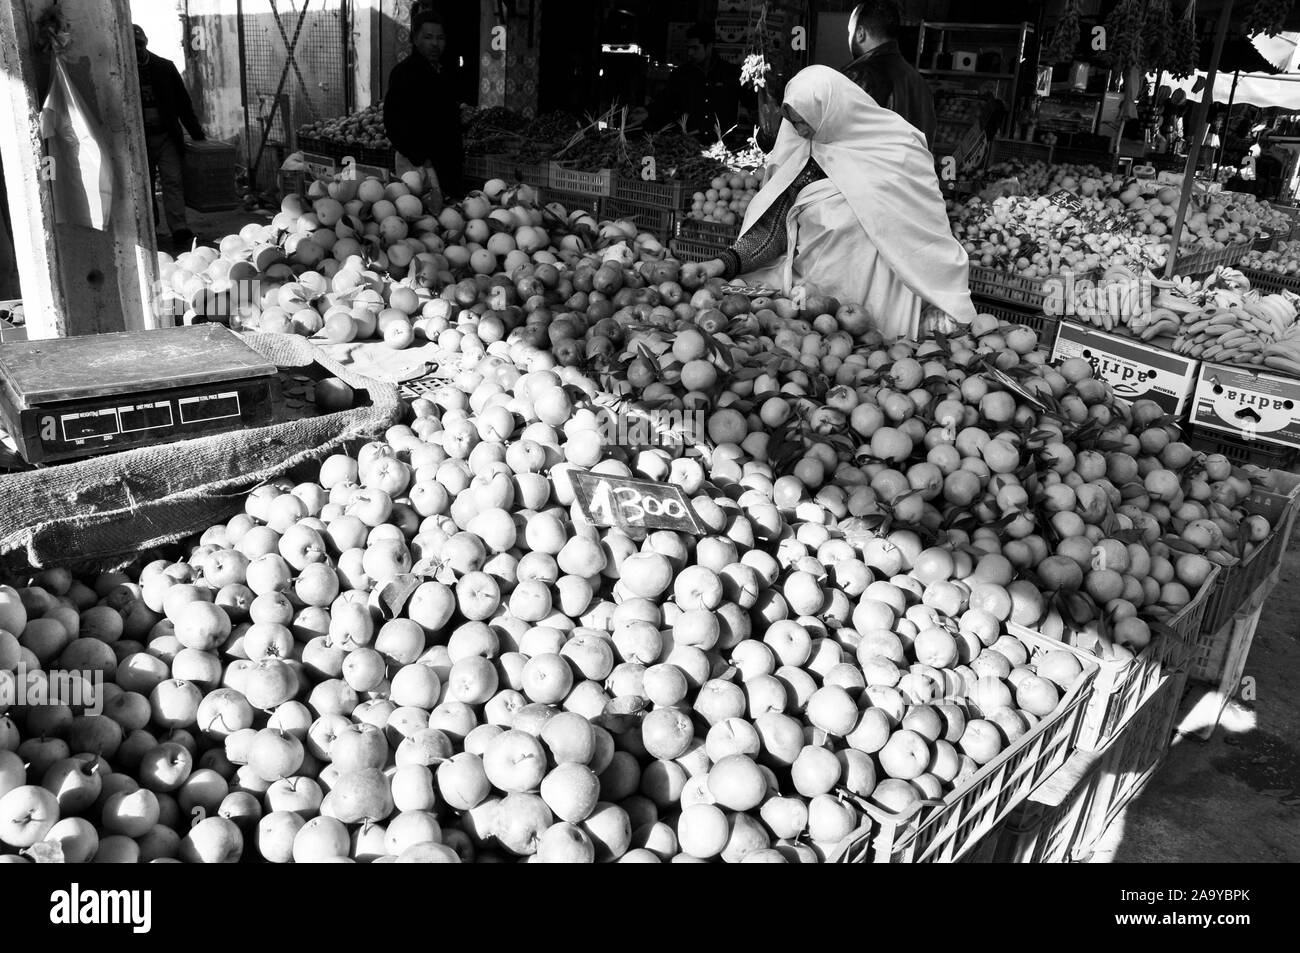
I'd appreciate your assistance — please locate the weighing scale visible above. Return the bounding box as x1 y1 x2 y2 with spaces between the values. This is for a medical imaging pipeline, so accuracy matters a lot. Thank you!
0 325 279 464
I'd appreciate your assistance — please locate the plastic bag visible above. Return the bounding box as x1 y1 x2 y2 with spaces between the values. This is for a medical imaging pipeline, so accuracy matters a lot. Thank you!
39 57 115 229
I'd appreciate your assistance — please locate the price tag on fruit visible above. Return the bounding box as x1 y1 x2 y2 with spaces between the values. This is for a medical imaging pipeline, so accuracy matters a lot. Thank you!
571 471 704 534
1049 189 1085 212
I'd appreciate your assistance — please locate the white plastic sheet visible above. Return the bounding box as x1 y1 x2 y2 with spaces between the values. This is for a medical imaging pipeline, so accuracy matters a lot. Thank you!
39 57 115 229
1164 70 1300 110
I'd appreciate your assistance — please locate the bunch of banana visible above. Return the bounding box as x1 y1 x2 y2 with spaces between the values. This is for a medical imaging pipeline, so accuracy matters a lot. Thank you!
1168 294 1297 366
1069 264 1157 331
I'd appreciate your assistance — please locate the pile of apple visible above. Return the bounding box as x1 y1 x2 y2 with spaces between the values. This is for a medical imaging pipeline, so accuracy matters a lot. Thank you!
1 266 1284 863
1241 239 1300 275
155 172 671 349
298 103 391 152
685 173 763 230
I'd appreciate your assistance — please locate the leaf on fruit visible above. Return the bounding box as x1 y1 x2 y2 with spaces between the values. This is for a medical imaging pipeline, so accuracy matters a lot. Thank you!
1162 536 1201 554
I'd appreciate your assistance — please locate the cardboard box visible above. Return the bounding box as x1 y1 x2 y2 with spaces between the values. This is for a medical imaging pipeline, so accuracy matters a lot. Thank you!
1191 362 1300 449
951 51 977 71
1051 322 1199 415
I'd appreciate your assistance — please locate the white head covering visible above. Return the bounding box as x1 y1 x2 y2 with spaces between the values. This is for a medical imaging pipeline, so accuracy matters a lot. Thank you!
742 65 976 325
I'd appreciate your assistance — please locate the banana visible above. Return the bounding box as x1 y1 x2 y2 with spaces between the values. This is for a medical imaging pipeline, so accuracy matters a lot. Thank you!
1140 319 1180 341
1154 292 1201 314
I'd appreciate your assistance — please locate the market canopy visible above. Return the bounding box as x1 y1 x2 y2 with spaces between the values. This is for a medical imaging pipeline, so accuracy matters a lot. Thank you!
1165 69 1300 108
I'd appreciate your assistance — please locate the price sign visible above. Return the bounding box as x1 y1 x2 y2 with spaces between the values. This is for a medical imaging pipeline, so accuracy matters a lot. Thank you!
1049 189 1085 213
571 471 705 534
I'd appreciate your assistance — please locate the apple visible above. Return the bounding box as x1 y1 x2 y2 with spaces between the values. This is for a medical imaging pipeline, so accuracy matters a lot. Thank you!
180 816 244 863
0 785 59 847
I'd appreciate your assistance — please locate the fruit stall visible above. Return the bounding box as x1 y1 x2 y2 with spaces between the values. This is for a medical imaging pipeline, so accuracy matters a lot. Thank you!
4 0 1300 872
0 145 1297 867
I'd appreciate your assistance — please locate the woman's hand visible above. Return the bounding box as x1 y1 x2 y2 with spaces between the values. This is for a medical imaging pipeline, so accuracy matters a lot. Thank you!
700 258 727 280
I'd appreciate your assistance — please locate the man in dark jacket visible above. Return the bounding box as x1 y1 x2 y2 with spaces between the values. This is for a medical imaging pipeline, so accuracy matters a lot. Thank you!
133 25 205 250
661 24 741 143
384 11 464 205
842 1 936 149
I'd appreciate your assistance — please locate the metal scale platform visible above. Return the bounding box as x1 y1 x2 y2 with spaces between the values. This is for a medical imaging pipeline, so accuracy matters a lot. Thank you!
0 325 279 464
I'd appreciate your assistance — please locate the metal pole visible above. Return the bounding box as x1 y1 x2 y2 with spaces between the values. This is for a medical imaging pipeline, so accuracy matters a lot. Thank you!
1214 68 1241 182
1165 0 1235 279
238 0 252 189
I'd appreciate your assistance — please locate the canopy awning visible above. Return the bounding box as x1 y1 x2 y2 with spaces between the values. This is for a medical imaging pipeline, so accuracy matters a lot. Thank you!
1164 70 1300 109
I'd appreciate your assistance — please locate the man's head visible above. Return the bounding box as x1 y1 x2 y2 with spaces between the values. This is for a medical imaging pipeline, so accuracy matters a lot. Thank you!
411 11 446 64
849 1 900 58
685 23 715 68
133 24 148 55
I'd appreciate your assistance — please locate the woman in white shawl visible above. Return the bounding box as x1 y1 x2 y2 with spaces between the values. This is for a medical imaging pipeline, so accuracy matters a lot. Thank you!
702 65 976 341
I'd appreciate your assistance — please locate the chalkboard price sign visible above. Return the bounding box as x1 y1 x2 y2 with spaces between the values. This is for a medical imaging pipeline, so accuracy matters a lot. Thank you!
1049 189 1085 212
571 471 705 534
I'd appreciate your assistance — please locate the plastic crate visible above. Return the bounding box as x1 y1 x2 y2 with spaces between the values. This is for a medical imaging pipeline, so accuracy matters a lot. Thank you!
537 187 600 215
1190 469 1300 674
1143 562 1218 674
1238 267 1300 295
677 217 740 244
277 168 311 202
1192 578 1271 687
1185 426 1300 470
1172 242 1250 276
669 237 725 263
1068 631 1178 753
1051 147 1116 172
613 176 689 209
598 196 675 239
970 295 1060 347
967 265 1049 308
182 140 240 212
297 137 394 172
988 138 1053 165
993 669 1187 863
547 162 614 197
465 155 545 187
827 628 1098 863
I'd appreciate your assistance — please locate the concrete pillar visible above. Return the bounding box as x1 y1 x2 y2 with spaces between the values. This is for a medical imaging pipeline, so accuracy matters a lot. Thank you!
183 0 246 144
0 0 160 338
351 0 378 111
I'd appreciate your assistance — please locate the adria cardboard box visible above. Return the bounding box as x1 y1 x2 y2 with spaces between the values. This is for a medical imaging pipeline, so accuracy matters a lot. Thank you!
1191 362 1300 449
1051 322 1199 415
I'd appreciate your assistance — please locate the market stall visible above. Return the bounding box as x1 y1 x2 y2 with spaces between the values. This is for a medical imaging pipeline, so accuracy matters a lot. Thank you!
3 0 1300 874
0 144 1296 867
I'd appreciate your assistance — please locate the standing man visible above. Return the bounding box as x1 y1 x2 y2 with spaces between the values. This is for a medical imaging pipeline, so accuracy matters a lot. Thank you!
662 24 741 143
133 25 205 251
384 11 464 208
842 1 936 149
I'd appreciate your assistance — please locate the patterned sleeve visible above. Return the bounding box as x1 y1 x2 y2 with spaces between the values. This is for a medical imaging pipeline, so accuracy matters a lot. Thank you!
720 159 828 280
